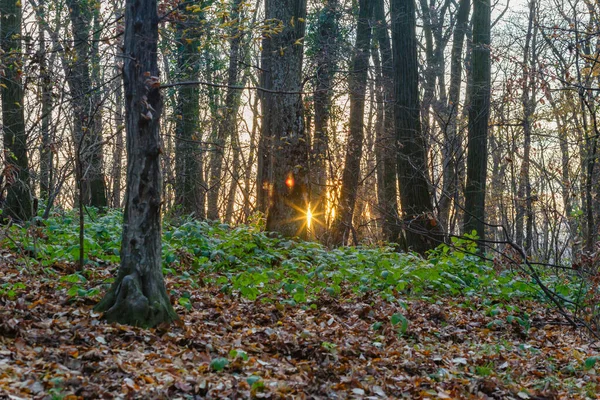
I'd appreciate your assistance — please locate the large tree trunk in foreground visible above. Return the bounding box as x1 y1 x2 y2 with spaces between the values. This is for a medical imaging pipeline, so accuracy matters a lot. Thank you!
261 0 309 238
0 0 33 221
96 0 177 327
391 0 442 253
463 0 491 245
329 0 374 246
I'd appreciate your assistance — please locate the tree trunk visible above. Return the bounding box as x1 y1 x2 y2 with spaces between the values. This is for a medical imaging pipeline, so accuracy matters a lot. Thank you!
38 0 54 201
244 91 260 221
545 87 578 255
96 0 177 327
0 0 33 221
160 32 176 211
453 22 473 236
174 7 204 218
311 0 340 241
329 0 374 246
578 11 598 253
373 42 387 237
418 0 436 154
439 0 470 234
373 0 401 243
66 0 107 209
391 0 442 253
261 0 309 238
463 0 491 245
88 7 108 208
111 1 125 209
515 0 537 253
256 125 270 215
225 132 241 223
111 72 125 208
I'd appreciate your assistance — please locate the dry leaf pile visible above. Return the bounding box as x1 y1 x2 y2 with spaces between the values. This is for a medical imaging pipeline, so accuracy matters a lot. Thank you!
1 251 599 399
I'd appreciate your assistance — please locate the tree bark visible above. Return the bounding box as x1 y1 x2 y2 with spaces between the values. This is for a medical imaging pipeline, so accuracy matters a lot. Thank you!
373 43 388 239
261 0 309 238
463 0 491 245
311 0 340 241
545 86 578 255
96 0 177 327
66 0 108 209
418 0 436 151
0 0 33 221
439 0 470 234
111 67 125 209
577 9 598 253
38 0 54 201
373 0 401 243
225 132 241 223
515 0 537 253
329 0 374 246
174 5 204 218
391 0 442 253
111 0 125 209
88 6 108 208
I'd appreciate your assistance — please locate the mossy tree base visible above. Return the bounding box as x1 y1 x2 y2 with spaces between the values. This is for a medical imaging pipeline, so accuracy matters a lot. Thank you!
95 272 177 328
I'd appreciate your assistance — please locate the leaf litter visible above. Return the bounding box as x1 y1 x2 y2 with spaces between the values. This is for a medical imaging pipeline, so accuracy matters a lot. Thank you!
0 216 599 399
1 259 598 399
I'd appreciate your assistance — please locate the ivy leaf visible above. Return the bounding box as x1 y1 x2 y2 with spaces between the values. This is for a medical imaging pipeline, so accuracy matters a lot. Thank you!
210 357 229 372
178 296 192 310
67 285 81 297
584 356 598 370
391 313 409 334
229 349 248 361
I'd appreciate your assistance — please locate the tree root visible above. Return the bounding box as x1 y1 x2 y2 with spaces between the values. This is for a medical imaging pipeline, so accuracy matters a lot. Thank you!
95 272 177 328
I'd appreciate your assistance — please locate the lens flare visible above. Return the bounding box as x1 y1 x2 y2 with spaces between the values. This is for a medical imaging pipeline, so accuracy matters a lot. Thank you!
285 175 294 189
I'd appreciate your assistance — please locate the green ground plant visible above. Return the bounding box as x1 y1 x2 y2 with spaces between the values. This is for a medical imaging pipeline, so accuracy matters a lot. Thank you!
1 209 587 312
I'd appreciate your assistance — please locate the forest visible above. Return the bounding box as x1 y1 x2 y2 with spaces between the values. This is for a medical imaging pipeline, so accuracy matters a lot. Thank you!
1 0 600 398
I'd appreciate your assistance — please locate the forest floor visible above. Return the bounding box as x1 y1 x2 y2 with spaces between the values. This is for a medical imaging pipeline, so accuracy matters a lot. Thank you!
1 252 599 399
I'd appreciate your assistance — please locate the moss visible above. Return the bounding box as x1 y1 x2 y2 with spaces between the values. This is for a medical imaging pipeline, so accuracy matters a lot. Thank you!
96 273 178 328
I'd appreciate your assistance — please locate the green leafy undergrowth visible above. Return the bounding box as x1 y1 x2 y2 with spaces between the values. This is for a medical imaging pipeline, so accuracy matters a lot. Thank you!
2 209 123 266
161 220 550 306
0 209 561 307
